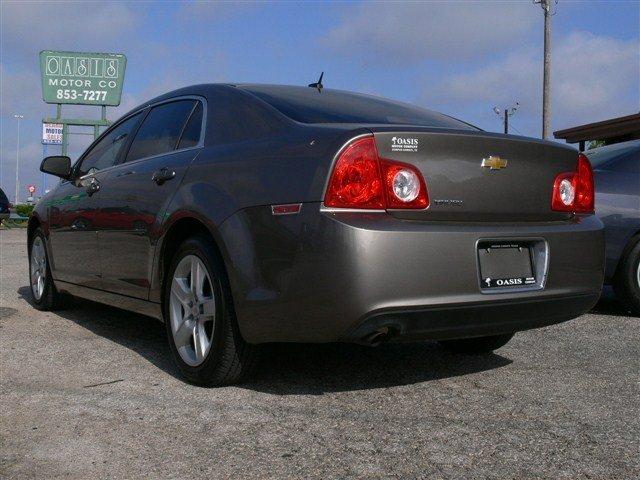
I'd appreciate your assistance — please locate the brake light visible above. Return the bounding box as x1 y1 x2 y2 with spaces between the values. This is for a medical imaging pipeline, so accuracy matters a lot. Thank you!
324 136 384 209
551 153 594 213
324 135 429 209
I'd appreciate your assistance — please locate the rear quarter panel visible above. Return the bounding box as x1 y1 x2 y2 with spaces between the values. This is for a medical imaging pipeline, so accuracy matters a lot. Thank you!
150 125 365 302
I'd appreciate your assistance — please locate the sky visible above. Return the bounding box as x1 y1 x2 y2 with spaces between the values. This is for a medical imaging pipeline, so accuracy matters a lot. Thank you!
1 0 638 202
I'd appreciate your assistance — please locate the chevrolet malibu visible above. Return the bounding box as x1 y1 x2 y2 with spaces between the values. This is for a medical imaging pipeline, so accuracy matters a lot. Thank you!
30 84 604 386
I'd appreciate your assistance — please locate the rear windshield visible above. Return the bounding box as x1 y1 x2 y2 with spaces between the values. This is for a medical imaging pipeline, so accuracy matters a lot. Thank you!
240 85 478 130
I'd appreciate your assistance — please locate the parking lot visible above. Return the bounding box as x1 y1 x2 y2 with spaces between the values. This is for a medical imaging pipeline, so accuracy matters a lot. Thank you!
1 227 638 479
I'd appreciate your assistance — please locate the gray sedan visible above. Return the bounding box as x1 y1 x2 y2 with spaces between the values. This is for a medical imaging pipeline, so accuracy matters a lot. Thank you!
29 84 604 385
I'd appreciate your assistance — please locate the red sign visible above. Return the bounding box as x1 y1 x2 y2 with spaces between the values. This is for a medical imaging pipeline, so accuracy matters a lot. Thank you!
27 184 36 194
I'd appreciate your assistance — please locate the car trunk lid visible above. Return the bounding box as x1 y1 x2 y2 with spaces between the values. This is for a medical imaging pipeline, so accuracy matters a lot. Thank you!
371 128 578 222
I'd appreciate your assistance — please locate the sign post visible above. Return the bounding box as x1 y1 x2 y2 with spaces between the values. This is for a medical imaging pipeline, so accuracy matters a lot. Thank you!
39 50 127 157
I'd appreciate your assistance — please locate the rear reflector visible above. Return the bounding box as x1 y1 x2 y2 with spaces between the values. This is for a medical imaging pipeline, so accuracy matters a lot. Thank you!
324 135 428 210
551 153 594 213
271 203 302 215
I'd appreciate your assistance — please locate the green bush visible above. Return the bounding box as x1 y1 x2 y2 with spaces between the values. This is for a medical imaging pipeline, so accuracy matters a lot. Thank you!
15 203 34 218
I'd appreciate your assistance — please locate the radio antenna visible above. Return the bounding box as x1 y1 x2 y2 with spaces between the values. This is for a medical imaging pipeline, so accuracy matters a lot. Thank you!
308 72 324 93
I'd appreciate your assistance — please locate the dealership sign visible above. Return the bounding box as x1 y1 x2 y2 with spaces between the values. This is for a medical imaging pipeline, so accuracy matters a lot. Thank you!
42 123 63 145
39 51 127 106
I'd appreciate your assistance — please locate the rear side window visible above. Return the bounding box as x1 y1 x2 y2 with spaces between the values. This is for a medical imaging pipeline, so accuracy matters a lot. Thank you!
178 102 203 149
126 100 196 162
78 112 141 176
208 92 280 144
240 85 478 130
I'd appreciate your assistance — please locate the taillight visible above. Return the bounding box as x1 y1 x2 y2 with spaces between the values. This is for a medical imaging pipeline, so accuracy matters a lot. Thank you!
324 136 384 209
381 160 428 209
551 153 594 213
324 135 429 210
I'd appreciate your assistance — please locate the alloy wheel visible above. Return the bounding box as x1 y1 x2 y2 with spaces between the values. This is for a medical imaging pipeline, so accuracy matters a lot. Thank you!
169 255 216 366
30 236 46 300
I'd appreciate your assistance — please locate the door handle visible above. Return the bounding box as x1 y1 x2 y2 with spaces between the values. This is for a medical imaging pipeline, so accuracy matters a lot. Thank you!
152 167 176 185
86 178 100 196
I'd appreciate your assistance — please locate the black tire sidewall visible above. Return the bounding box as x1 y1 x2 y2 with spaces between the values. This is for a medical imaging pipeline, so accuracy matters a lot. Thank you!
163 235 231 381
617 238 640 315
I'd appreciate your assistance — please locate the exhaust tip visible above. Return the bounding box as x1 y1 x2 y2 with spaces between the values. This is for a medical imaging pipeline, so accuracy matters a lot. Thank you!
363 325 399 346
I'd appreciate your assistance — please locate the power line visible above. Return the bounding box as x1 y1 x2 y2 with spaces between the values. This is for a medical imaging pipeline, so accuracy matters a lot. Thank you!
507 122 525 136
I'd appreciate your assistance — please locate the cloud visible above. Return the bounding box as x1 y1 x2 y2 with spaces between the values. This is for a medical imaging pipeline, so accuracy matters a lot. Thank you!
424 31 640 134
1 1 137 64
0 1 233 197
323 1 537 64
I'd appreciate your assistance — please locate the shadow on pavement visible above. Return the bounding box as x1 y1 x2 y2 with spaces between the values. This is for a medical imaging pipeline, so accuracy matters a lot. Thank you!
18 285 512 393
590 286 635 317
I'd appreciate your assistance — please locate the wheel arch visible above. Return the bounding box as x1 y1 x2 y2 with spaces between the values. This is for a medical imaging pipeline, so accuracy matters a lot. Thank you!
27 213 44 247
153 214 231 306
614 230 640 278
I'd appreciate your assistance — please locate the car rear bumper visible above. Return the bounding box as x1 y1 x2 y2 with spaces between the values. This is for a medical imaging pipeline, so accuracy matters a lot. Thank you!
342 292 599 344
219 204 604 343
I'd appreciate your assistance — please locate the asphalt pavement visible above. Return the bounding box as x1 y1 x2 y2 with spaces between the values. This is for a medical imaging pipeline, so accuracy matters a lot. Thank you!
1 228 638 479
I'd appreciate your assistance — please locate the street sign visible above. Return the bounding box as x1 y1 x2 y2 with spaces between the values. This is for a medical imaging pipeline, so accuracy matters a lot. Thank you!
42 123 63 145
27 185 36 195
39 50 127 106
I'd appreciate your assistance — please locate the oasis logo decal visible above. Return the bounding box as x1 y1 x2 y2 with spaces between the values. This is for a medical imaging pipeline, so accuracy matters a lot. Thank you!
391 136 419 153
484 276 536 288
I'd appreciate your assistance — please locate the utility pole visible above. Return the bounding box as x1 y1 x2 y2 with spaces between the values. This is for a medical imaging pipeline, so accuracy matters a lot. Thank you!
493 104 519 134
14 114 24 205
535 0 554 139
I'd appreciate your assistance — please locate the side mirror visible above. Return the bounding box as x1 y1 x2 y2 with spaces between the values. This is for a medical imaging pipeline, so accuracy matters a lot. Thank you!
40 156 72 180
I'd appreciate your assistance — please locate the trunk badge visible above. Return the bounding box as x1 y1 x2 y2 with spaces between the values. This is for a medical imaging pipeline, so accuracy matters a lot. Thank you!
481 156 508 170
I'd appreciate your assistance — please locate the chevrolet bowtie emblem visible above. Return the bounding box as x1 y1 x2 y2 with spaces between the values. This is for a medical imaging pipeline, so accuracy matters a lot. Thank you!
481 156 508 170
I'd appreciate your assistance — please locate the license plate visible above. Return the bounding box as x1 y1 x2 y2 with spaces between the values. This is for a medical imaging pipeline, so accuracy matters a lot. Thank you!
478 242 536 289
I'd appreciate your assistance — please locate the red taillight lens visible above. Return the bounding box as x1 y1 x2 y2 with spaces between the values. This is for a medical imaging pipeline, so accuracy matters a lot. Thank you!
574 153 594 212
551 153 594 214
324 136 384 209
325 135 428 210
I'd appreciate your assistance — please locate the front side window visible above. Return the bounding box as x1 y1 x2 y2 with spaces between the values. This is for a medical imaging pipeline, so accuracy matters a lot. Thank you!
126 100 196 162
78 113 141 177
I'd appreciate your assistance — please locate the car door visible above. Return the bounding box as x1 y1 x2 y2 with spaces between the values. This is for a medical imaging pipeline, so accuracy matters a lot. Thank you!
48 112 142 288
96 98 205 299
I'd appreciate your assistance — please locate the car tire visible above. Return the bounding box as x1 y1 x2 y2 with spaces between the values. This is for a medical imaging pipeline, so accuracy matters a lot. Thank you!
28 228 66 311
613 236 640 317
163 234 259 386
439 333 514 355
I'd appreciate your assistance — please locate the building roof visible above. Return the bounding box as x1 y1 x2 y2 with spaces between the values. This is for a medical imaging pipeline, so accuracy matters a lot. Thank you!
553 113 640 144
